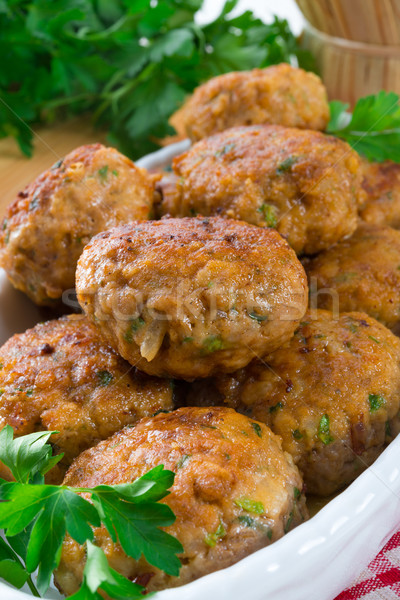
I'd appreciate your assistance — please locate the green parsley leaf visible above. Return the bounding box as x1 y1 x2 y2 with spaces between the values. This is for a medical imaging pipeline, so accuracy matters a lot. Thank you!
327 91 400 162
0 428 183 597
0 3 313 159
0 426 63 484
0 537 30 591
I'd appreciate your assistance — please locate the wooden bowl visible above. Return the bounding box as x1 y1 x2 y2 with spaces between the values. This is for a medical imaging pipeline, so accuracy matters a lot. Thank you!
301 23 400 104
296 0 400 45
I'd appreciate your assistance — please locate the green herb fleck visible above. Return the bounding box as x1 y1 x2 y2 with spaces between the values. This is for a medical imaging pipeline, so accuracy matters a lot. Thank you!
269 402 284 413
257 203 278 227
153 409 171 417
368 393 385 412
237 515 257 528
318 414 334 445
235 497 264 515
183 336 193 343
294 487 301 500
176 454 191 470
202 335 225 354
248 311 268 322
292 429 303 440
237 516 272 539
215 143 235 157
284 510 294 533
124 317 145 343
368 335 380 344
97 370 113 386
385 420 392 437
277 156 297 173
251 422 262 437
26 390 34 397
29 196 40 211
204 521 226 547
112 169 118 176
98 165 109 182
334 272 358 283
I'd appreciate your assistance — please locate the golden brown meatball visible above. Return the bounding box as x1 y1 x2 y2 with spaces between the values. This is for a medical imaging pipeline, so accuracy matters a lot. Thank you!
305 224 400 331
188 311 400 496
359 159 400 228
160 125 363 255
0 314 175 482
0 144 156 306
54 407 308 594
172 63 329 141
76 217 308 379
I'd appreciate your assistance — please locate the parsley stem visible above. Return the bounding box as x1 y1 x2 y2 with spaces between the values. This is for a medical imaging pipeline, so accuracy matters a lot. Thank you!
4 542 40 597
26 575 41 598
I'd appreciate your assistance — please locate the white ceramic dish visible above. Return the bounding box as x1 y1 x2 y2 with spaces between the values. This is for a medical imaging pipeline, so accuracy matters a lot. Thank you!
1 142 400 600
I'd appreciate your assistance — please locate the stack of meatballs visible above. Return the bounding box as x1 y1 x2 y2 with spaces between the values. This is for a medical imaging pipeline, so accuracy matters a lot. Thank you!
0 63 400 596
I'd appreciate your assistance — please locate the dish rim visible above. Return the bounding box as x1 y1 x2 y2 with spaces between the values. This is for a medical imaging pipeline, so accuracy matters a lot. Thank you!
1 140 400 600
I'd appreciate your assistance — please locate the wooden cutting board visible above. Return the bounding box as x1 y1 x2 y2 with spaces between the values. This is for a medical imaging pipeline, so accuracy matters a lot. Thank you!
0 119 105 216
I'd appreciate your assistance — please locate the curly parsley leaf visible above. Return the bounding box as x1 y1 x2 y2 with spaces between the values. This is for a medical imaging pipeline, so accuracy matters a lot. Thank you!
0 1 314 159
327 91 400 162
0 427 182 597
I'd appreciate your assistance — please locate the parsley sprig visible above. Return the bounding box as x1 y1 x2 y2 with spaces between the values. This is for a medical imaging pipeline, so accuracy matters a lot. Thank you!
327 91 400 162
0 0 314 159
0 425 182 598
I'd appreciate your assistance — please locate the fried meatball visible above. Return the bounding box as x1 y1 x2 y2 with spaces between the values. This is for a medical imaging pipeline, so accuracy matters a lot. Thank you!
160 125 363 255
54 407 308 594
0 314 175 482
0 144 156 305
76 217 308 379
305 224 400 331
188 311 400 496
172 64 329 141
359 159 400 228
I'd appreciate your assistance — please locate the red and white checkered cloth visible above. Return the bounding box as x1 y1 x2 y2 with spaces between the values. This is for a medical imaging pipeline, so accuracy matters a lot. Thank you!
335 532 400 599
